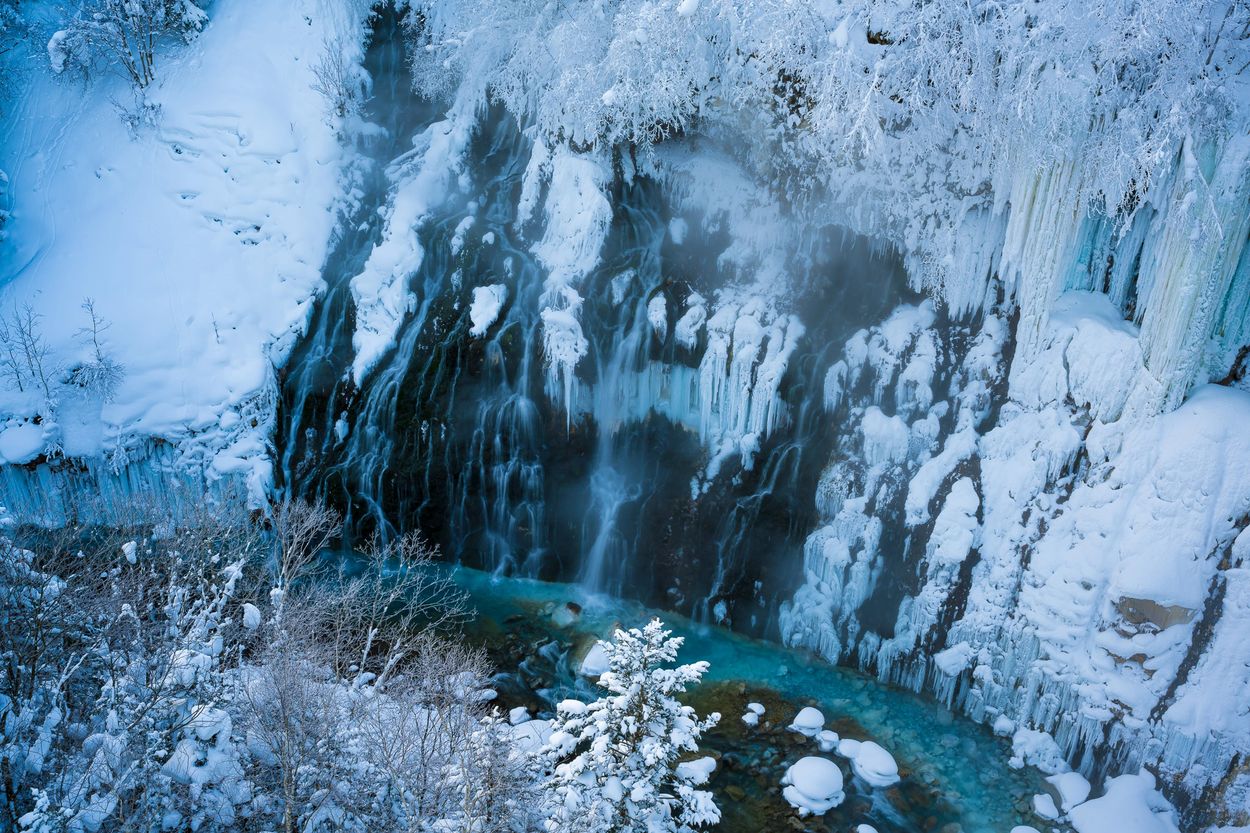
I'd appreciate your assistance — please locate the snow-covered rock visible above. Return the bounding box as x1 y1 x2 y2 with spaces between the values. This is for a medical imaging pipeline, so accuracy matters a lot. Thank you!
1032 792 1059 821
780 756 845 816
579 642 610 677
837 739 899 787
787 706 824 737
1068 772 1180 833
1047 771 1092 812
469 284 508 337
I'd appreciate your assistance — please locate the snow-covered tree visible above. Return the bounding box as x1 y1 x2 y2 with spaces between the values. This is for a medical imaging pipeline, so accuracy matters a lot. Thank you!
540 619 720 833
49 0 208 90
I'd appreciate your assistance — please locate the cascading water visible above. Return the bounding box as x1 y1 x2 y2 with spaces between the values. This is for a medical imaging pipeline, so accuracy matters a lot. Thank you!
279 80 917 635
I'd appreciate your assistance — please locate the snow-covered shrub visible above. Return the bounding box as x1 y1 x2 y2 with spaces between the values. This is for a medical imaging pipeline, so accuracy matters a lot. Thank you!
540 619 720 833
1 498 530 833
65 299 124 404
49 0 208 90
1 507 262 832
311 35 370 123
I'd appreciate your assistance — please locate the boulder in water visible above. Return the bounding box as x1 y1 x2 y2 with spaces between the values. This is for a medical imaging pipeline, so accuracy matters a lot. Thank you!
781 756 845 816
847 740 900 787
788 706 825 737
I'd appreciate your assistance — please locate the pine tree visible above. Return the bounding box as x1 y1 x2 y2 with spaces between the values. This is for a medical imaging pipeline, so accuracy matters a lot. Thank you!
540 619 720 833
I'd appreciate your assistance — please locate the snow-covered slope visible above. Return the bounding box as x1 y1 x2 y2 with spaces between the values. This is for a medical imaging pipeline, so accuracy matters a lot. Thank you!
0 0 368 507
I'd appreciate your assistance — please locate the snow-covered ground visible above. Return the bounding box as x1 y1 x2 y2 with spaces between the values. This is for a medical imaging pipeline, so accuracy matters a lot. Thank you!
0 0 370 503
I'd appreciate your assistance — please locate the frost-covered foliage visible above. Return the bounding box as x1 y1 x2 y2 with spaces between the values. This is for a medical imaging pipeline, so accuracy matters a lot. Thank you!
48 0 208 89
541 619 720 833
399 0 1247 234
0 499 540 833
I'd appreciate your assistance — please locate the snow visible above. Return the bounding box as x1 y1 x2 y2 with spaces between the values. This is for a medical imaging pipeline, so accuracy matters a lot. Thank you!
787 706 825 737
836 739 899 787
1068 772 1181 833
647 294 667 340
510 718 552 754
579 642 610 677
675 756 716 785
469 284 508 338
352 90 476 384
241 603 262 630
121 541 138 565
780 757 845 816
0 0 366 503
674 292 706 350
815 730 840 753
1010 729 1067 775
0 422 43 464
1032 792 1059 821
1047 771 1091 812
533 148 612 416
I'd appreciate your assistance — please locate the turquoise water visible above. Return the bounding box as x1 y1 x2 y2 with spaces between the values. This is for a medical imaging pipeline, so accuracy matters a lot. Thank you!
450 566 1046 833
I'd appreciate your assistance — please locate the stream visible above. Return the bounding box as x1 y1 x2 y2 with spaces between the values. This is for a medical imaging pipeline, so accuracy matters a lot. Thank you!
451 566 1049 833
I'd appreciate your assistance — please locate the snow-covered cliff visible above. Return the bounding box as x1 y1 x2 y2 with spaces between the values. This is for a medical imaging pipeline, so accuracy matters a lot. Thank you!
1 0 1248 826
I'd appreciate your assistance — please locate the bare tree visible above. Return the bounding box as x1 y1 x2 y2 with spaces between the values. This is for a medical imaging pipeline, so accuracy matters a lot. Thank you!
311 36 366 121
0 302 55 401
268 498 340 614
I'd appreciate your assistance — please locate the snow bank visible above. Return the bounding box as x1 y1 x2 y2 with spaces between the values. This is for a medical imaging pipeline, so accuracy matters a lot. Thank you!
1068 772 1180 833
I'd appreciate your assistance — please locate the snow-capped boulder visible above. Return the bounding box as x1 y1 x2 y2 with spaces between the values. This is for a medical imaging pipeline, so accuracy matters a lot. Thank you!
787 706 825 737
816 729 840 753
842 740 899 787
781 756 845 816
1047 771 1092 812
1032 792 1059 820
